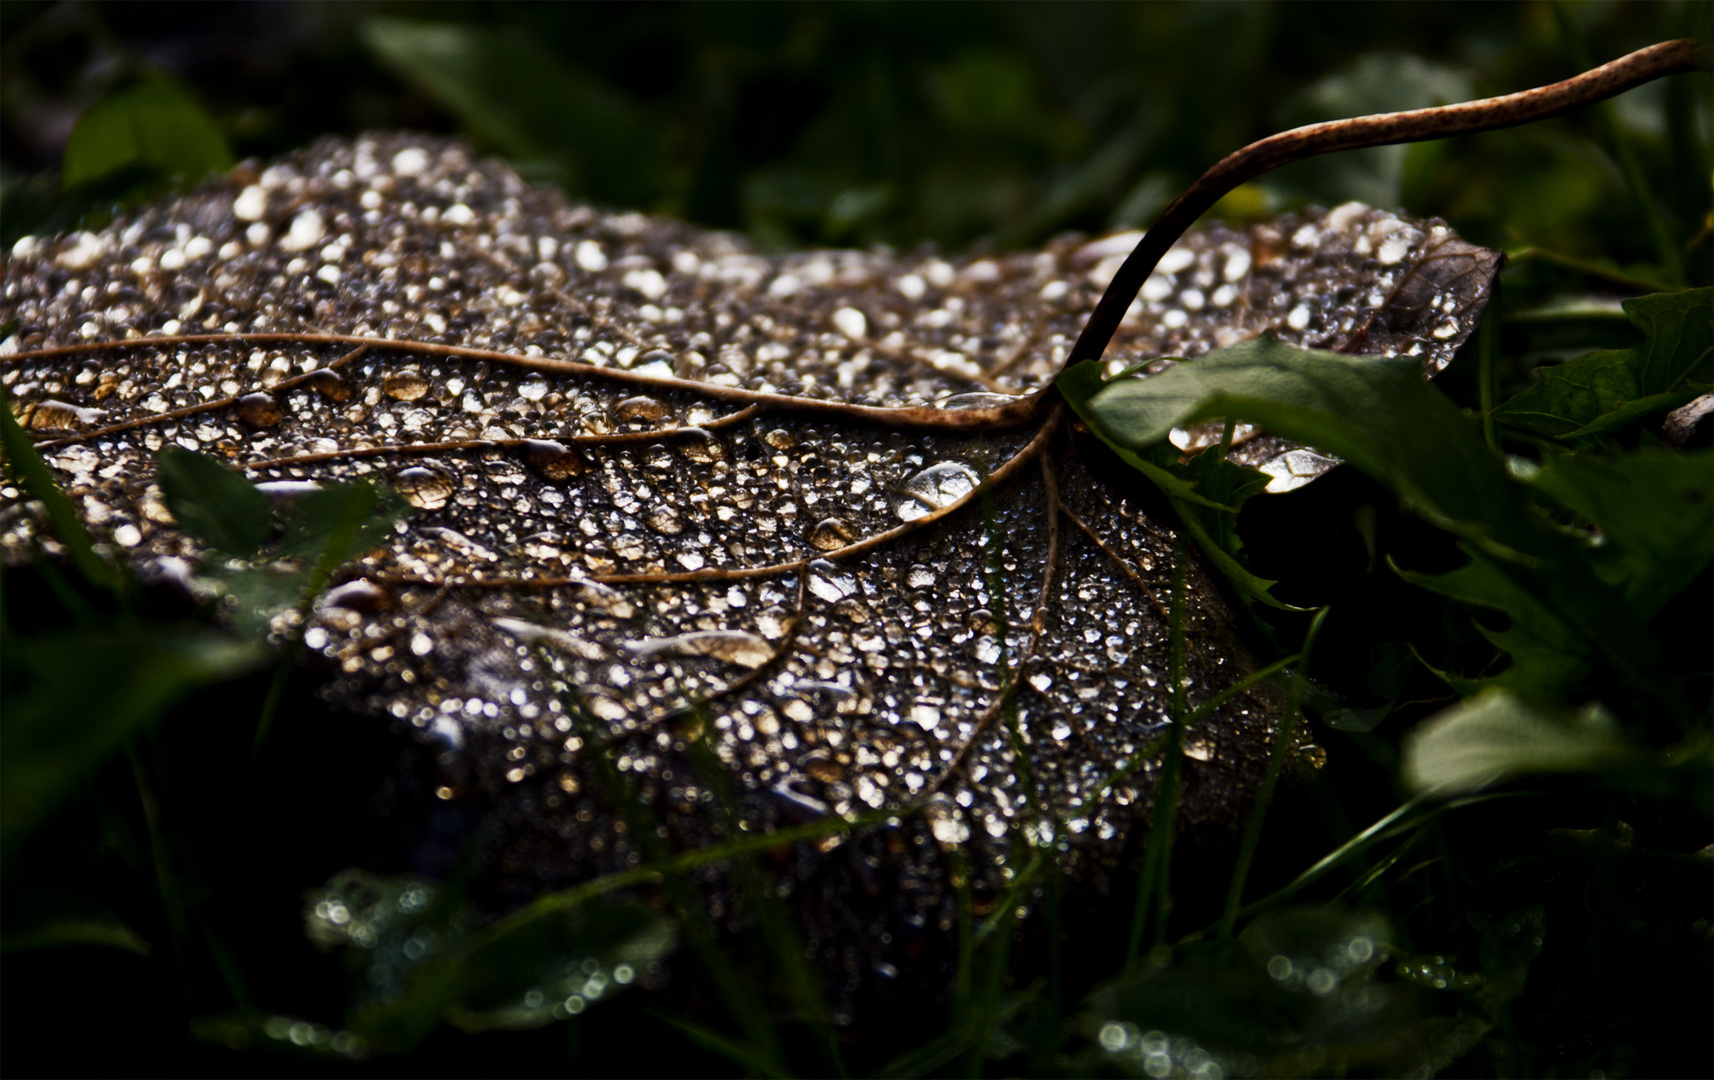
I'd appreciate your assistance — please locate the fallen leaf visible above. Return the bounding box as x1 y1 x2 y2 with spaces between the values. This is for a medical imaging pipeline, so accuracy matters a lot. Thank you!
0 134 1498 1000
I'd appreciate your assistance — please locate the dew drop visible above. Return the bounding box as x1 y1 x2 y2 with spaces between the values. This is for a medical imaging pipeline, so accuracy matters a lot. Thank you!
235 391 284 427
1300 744 1327 770
22 399 104 431
521 439 585 480
613 396 669 428
518 374 549 401
763 428 797 451
935 392 1018 411
393 465 456 509
805 758 844 783
677 430 723 464
624 630 774 670
807 559 858 602
646 507 683 535
303 368 353 402
894 461 980 521
383 368 431 401
808 517 855 552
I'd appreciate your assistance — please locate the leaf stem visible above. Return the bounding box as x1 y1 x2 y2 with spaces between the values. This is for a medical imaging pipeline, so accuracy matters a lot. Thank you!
1070 38 1712 367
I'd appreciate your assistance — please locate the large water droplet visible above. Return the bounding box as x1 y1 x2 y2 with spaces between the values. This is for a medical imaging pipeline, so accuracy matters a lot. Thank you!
807 559 858 602
623 630 774 670
235 391 284 427
303 368 352 402
393 465 455 509
646 507 683 535
23 399 104 431
894 461 980 521
613 396 669 428
935 392 1019 411
383 368 431 402
521 439 585 480
569 580 637 619
517 374 549 401
808 517 854 552
763 428 797 451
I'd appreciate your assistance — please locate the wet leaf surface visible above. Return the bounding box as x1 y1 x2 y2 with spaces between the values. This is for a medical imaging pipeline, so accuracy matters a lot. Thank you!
0 135 1501 1007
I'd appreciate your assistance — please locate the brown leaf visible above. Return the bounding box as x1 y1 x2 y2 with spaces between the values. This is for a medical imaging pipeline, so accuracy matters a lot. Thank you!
0 135 1497 1001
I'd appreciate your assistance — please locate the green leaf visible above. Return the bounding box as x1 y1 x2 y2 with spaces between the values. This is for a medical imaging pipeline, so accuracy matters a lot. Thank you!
1058 359 1291 610
272 482 409 569
1492 288 1713 439
1395 548 1592 698
1060 338 1683 706
360 18 670 207
1061 340 1528 553
1 625 262 851
303 870 675 1053
1401 690 1641 795
156 448 273 557
60 74 232 195
1524 447 1714 614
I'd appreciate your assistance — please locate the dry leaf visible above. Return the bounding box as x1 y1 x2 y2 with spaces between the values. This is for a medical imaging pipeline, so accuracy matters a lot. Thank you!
0 134 1498 1001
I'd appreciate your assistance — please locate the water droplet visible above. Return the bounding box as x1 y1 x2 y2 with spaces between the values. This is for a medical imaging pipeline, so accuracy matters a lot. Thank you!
521 439 585 480
624 630 774 670
968 608 998 635
677 430 723 464
646 507 683 535
763 428 797 451
383 368 431 401
613 396 669 428
22 399 104 431
394 465 455 509
1300 744 1327 770
807 559 858 602
322 579 387 612
906 564 936 588
894 461 980 521
518 374 549 401
935 392 1018 411
808 517 854 552
235 391 284 427
632 349 674 378
303 368 352 402
805 758 844 783
570 580 637 619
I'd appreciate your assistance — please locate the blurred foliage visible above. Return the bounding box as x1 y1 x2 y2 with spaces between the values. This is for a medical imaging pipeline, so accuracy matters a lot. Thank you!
1 2 1710 1078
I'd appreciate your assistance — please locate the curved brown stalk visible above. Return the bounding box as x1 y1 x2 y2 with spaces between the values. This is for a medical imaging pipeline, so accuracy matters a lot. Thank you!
1 332 1048 432
1069 37 1713 367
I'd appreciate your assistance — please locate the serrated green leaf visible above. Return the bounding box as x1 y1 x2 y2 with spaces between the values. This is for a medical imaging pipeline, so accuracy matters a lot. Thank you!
1061 340 1528 552
1402 690 1641 795
1060 338 1684 707
60 75 232 195
157 447 273 557
1525 447 1714 614
1492 288 1713 439
1396 548 1592 697
1059 358 1290 610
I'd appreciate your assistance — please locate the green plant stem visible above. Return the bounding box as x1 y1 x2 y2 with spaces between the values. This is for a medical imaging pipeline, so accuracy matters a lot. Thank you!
1221 607 1329 939
1478 282 1501 450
